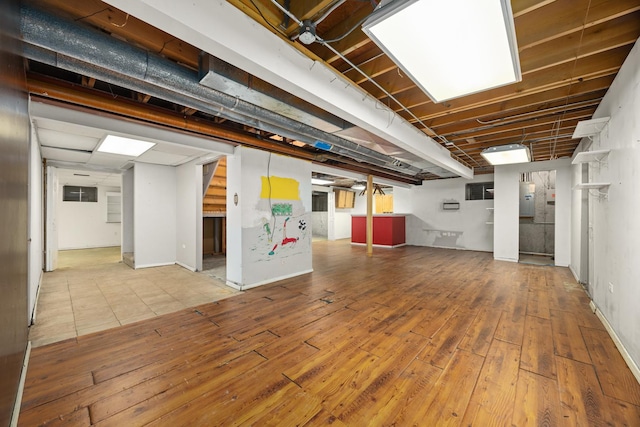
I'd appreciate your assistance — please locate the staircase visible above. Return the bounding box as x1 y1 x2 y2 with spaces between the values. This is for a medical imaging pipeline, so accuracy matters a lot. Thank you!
203 157 226 255
203 157 226 214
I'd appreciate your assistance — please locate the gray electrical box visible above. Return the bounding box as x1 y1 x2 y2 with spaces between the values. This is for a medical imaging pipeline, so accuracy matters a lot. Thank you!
519 182 535 218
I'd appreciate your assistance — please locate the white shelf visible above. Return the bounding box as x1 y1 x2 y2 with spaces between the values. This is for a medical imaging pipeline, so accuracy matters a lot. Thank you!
571 149 610 164
486 207 494 210
573 183 611 190
572 117 610 138
486 222 494 225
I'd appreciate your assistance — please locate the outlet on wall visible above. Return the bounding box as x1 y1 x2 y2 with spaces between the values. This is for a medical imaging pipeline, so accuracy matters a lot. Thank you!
608 282 614 293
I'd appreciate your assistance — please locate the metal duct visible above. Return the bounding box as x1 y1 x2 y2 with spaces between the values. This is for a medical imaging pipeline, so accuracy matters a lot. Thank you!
20 6 424 177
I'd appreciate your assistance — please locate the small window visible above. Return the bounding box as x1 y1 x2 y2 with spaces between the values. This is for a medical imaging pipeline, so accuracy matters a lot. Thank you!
312 192 328 212
334 189 355 209
466 182 494 200
63 186 98 202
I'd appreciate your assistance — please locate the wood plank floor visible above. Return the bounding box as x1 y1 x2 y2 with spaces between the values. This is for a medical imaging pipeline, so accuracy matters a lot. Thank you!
19 241 640 426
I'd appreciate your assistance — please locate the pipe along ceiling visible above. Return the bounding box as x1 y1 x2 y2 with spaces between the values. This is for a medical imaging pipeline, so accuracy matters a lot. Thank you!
20 5 439 183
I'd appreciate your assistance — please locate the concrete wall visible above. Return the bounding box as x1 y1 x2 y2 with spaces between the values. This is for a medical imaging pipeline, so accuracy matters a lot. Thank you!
519 171 556 255
311 186 329 239
311 212 328 238
573 38 640 371
494 159 571 265
57 185 121 250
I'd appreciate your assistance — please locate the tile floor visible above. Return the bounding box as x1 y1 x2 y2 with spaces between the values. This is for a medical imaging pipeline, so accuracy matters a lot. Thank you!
29 247 239 347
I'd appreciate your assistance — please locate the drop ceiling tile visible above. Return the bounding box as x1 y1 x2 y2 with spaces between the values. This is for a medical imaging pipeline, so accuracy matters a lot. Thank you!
56 169 122 187
41 146 92 163
37 128 100 151
87 152 132 168
152 142 207 156
34 118 105 138
136 150 189 165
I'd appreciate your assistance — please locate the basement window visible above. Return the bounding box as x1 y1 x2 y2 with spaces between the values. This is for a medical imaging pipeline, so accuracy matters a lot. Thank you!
62 186 98 202
465 182 494 200
334 189 355 209
312 192 328 212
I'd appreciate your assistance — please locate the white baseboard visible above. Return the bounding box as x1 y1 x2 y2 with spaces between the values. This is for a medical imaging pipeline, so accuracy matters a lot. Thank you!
350 242 406 248
494 256 518 263
10 341 31 427
569 264 580 283
590 300 640 385
58 244 120 251
227 268 314 291
30 271 43 325
176 261 196 272
134 261 176 269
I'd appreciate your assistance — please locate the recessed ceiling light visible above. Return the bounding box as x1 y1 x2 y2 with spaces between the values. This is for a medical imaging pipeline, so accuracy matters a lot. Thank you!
362 0 521 103
481 144 531 165
97 135 156 157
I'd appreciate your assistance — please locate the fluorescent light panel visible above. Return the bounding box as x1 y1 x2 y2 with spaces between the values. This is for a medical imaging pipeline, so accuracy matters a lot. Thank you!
311 178 334 185
362 0 521 103
481 144 530 165
98 135 156 157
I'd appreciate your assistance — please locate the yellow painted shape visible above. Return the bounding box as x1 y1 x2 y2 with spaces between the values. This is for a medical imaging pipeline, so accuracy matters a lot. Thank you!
260 176 300 200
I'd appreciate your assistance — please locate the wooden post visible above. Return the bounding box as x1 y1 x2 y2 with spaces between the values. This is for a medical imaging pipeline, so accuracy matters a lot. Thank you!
366 174 373 257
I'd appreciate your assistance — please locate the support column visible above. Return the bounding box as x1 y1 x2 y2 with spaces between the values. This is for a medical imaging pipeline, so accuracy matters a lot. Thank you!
366 174 373 257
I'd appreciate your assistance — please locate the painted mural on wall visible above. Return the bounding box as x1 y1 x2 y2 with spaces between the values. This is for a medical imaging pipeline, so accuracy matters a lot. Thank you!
245 175 310 263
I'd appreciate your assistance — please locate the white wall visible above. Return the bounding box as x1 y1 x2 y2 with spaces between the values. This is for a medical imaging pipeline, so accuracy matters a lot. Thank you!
570 160 589 283
58 184 121 250
175 160 202 271
397 175 494 252
226 148 242 285
494 159 571 265
333 190 367 240
134 162 176 268
28 131 43 323
122 167 134 254
226 146 312 289
573 38 640 370
45 166 58 271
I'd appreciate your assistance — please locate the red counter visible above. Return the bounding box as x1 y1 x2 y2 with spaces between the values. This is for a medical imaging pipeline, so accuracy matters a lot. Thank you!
351 215 406 247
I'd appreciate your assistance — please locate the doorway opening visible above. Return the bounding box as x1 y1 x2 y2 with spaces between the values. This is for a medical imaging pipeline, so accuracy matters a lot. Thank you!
519 170 556 266
201 157 227 282
312 190 329 241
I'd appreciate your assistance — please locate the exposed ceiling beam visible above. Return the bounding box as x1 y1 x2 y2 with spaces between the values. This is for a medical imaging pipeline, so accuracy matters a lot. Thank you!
101 0 473 179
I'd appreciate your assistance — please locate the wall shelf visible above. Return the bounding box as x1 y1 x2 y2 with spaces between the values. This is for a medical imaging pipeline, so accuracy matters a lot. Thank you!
571 149 610 164
486 207 494 210
573 183 611 190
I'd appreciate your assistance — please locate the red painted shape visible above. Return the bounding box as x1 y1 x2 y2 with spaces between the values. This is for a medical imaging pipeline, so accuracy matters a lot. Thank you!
282 237 298 245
